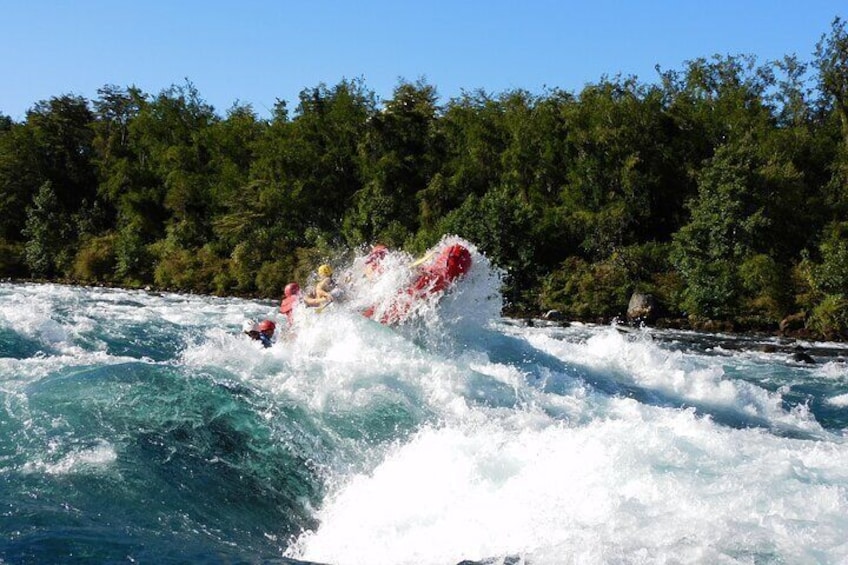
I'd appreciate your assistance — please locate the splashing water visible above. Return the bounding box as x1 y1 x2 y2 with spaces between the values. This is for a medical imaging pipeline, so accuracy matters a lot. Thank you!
2 238 848 564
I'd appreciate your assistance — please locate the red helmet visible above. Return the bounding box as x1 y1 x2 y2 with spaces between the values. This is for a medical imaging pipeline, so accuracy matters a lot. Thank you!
284 282 300 297
257 319 276 333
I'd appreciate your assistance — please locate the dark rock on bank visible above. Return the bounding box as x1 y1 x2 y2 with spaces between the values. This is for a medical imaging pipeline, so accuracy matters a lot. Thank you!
627 292 660 324
543 309 565 321
780 312 807 335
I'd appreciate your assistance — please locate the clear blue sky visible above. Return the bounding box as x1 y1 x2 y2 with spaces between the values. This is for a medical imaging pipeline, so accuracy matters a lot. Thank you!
1 0 844 121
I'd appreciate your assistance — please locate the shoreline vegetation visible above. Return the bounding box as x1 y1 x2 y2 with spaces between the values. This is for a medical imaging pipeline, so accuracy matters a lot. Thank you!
2 19 848 342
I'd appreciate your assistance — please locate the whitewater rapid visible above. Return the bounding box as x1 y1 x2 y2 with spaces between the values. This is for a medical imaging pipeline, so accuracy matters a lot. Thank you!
2 241 848 564
283 321 848 565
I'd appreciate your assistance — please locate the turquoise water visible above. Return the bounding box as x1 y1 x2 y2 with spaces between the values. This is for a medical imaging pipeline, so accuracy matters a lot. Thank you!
2 245 848 563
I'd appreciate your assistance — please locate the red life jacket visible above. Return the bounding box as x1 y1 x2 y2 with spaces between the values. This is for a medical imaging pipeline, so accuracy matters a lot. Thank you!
280 284 301 325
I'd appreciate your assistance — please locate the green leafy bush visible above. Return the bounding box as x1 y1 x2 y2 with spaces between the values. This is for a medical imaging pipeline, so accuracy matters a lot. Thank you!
229 242 262 292
0 239 27 277
256 259 292 298
153 244 226 293
72 233 118 282
812 223 848 295
738 253 790 323
808 295 848 340
540 256 630 320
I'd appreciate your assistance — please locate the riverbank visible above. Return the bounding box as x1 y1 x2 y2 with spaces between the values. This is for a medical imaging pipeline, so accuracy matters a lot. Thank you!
5 277 844 346
510 305 844 347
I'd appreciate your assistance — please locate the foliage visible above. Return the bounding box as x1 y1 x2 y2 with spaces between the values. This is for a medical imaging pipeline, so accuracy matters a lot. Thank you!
670 138 797 319
256 259 291 298
23 182 73 277
152 242 227 294
344 80 440 245
811 222 848 295
540 256 630 320
72 233 118 282
0 239 26 276
808 295 848 339
815 17 848 142
738 254 790 323
2 24 848 341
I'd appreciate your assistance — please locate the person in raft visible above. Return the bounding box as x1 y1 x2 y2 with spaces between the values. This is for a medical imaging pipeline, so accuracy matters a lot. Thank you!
242 319 276 348
364 244 389 279
303 264 341 308
279 282 301 325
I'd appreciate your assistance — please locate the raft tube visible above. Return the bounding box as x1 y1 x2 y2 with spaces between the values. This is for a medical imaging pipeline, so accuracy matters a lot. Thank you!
367 243 472 325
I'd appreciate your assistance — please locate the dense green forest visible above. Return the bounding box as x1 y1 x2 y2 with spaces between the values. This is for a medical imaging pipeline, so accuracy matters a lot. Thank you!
2 19 848 338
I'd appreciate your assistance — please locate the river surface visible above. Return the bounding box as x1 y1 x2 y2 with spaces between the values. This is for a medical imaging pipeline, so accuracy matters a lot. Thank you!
2 243 847 564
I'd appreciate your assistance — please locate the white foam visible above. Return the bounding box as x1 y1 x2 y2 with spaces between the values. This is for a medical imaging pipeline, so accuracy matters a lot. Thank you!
828 393 848 407
334 236 504 332
290 400 848 565
280 318 848 564
21 440 118 475
817 360 848 380
519 325 825 434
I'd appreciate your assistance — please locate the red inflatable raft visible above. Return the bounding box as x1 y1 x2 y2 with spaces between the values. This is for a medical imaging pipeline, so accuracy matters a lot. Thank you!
366 243 472 325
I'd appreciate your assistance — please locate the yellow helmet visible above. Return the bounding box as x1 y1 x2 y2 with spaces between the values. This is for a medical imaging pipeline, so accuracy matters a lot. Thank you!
318 264 333 278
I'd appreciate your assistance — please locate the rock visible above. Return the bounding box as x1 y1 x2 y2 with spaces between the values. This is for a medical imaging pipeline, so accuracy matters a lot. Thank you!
627 292 659 324
790 345 816 364
779 312 807 334
791 351 816 364
654 317 690 330
698 319 736 333
543 309 564 321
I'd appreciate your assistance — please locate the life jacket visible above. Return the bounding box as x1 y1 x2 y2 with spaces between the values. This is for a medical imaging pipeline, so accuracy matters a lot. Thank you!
280 285 301 324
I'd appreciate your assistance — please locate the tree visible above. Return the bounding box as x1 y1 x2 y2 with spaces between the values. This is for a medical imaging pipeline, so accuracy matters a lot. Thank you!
556 77 690 261
0 121 39 241
427 89 510 218
671 140 775 319
0 95 99 278
815 17 848 142
25 95 98 213
1 96 99 245
23 182 72 277
92 85 147 207
345 80 441 245
156 82 219 249
439 184 537 307
804 222 848 338
288 80 374 236
814 17 848 215
811 222 848 296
